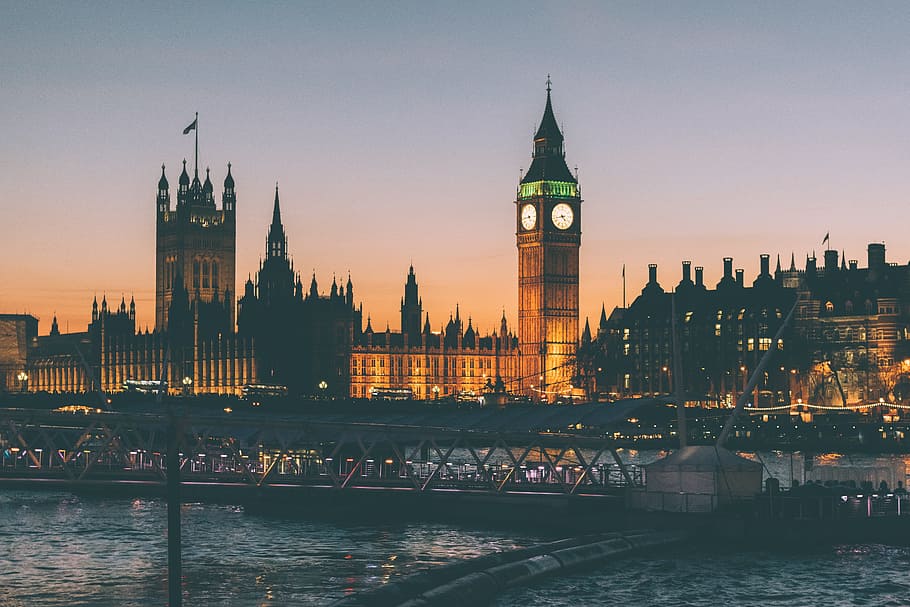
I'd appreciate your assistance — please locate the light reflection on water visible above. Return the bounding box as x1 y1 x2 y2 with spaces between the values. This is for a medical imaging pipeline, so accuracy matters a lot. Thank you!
4 451 910 606
0 491 544 606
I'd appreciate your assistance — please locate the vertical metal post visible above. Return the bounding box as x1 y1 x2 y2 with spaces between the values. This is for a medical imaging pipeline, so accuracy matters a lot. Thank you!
194 111 199 178
670 293 687 447
717 296 800 447
167 407 181 607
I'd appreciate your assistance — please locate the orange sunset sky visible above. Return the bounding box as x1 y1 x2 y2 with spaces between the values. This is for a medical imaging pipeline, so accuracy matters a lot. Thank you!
4 4 910 338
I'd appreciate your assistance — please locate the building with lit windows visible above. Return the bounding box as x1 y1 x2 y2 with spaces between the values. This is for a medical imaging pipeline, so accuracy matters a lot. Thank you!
586 244 910 408
3 89 580 402
23 159 255 397
349 266 519 401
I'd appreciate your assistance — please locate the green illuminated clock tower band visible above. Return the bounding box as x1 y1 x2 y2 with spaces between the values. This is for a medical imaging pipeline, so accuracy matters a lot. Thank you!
516 82 581 402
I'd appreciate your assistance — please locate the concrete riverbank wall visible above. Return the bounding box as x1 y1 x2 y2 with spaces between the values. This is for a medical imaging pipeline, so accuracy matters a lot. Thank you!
0 476 626 529
326 529 690 607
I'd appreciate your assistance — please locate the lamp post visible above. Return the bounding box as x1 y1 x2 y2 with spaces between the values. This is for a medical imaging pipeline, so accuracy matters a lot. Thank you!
181 376 192 397
739 365 747 406
318 380 328 399
790 368 798 404
432 385 440 400
16 371 28 393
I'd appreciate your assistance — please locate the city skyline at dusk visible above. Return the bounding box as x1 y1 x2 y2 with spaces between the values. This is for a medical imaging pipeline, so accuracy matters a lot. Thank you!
4 3 910 337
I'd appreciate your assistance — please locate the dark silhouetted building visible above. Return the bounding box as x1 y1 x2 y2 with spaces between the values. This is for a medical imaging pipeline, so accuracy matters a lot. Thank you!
156 161 235 334
237 186 358 397
587 244 910 408
0 314 37 392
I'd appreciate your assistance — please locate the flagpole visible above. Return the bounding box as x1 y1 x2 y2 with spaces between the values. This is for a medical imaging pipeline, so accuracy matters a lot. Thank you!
622 264 626 309
194 112 199 177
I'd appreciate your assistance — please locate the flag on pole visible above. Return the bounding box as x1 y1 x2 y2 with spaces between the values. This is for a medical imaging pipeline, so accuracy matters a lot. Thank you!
183 118 197 135
822 232 829 246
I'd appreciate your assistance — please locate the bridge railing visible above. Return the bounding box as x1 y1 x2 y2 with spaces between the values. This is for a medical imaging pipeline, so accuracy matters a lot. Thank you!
754 492 910 520
0 408 642 496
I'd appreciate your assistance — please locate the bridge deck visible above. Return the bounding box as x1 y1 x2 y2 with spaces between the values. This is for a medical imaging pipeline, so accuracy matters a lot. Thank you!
0 406 644 501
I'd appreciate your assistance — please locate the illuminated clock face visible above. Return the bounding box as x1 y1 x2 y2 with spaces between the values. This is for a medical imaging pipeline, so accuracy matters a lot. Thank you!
551 203 574 230
520 204 537 230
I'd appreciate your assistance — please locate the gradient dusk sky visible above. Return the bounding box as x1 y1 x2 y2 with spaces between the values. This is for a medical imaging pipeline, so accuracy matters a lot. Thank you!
3 3 910 337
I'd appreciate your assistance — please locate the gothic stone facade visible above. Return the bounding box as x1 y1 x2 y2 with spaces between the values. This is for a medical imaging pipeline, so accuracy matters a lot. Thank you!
516 86 581 401
349 267 519 400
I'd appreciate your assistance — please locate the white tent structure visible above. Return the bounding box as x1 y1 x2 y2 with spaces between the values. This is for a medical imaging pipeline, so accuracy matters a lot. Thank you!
630 446 763 513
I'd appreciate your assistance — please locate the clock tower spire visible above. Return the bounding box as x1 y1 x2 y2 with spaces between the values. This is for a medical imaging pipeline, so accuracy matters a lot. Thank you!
516 80 581 402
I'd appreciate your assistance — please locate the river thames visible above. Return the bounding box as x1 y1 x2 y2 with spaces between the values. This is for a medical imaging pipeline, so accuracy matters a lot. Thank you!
3 451 910 606
0 489 547 606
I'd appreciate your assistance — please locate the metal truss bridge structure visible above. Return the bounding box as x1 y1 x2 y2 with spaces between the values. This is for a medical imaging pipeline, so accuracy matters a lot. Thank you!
0 405 644 508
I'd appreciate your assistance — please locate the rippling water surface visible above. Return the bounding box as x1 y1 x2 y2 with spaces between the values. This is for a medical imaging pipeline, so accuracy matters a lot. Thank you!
4 450 910 606
0 491 543 606
495 543 910 607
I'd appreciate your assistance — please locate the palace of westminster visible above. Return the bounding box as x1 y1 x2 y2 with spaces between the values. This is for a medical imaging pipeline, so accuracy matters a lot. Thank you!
4 87 910 408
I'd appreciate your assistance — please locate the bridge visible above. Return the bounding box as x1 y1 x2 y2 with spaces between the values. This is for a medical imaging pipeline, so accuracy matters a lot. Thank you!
0 403 645 512
0 402 653 607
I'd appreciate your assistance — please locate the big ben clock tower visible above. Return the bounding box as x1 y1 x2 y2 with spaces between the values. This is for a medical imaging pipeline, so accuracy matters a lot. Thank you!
516 81 581 402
